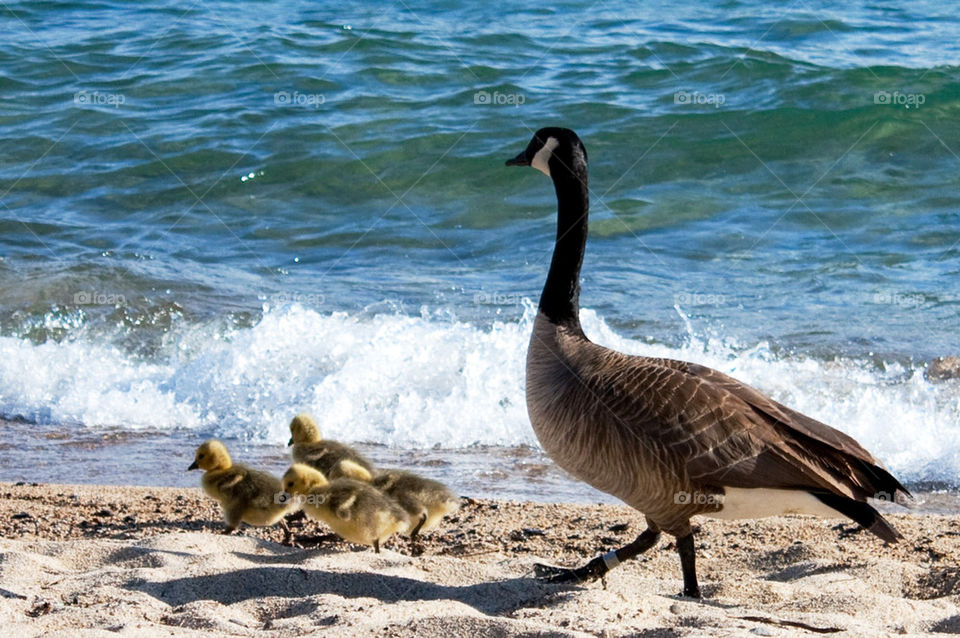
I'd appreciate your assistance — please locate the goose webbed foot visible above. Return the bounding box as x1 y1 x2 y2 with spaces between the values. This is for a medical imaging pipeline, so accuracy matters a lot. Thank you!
534 527 661 585
681 584 702 599
534 556 609 583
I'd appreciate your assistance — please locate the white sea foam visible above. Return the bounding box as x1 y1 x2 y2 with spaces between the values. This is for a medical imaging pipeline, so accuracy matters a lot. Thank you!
0 303 956 485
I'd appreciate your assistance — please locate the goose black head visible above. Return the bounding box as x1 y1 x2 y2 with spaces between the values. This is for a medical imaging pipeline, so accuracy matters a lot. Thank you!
505 127 587 179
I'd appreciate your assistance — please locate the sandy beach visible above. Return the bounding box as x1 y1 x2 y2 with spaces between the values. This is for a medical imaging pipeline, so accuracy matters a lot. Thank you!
0 482 957 636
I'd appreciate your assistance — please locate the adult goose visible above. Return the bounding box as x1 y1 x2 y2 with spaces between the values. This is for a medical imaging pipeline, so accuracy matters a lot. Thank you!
505 127 909 598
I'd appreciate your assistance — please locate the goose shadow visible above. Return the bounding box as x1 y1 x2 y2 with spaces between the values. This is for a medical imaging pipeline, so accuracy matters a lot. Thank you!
229 546 352 566
930 614 960 634
764 561 862 583
125 566 565 616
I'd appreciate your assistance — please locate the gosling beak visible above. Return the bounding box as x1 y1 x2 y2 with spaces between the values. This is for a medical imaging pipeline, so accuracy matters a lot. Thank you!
287 437 293 446
505 151 529 167
187 461 199 471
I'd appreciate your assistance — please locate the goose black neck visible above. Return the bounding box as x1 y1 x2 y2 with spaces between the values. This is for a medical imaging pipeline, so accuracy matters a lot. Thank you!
540 165 588 329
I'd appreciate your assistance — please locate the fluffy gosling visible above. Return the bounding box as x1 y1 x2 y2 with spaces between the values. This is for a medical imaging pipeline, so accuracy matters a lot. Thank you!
288 413 376 478
188 439 295 535
282 463 408 552
336 460 460 539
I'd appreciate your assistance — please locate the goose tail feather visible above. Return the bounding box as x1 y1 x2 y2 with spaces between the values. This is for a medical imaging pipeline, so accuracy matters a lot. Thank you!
811 491 903 543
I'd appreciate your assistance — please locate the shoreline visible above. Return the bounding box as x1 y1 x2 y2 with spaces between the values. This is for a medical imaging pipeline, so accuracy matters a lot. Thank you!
4 419 959 512
1 482 959 636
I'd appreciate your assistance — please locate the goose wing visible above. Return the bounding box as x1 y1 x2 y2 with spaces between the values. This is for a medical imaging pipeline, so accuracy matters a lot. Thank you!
586 351 905 501
665 361 869 458
661 358 909 500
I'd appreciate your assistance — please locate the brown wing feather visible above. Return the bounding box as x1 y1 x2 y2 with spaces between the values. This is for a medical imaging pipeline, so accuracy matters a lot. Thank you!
579 347 905 501
659 359 910 500
665 361 873 459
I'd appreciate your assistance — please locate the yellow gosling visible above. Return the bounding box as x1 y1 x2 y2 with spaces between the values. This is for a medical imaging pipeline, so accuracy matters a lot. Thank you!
287 413 377 478
281 463 408 553
188 439 295 535
336 459 460 539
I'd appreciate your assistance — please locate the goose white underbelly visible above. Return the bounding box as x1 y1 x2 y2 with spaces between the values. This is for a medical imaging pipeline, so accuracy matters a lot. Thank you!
708 488 843 520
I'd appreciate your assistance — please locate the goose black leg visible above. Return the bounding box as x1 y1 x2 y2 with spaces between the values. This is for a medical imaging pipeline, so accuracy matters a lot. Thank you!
374 539 381 554
675 532 701 598
535 527 661 583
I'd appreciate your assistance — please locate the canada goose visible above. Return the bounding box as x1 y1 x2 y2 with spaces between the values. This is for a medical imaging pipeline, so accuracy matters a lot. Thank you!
506 127 910 598
335 459 460 539
288 413 377 478
188 440 295 535
281 463 409 552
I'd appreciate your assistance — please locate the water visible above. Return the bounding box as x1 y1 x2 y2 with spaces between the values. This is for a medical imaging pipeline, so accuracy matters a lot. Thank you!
1 0 958 504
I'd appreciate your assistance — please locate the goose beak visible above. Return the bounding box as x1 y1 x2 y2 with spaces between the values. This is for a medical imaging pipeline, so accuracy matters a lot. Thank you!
287 437 294 446
187 460 199 471
505 151 529 167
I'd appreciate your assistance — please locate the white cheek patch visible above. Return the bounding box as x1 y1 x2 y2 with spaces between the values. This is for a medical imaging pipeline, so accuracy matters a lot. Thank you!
531 136 559 177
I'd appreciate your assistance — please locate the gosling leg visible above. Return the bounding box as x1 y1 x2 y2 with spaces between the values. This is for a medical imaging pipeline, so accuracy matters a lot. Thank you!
410 512 428 540
374 538 381 554
285 510 308 525
409 513 428 557
223 510 243 535
534 527 661 583
279 518 293 546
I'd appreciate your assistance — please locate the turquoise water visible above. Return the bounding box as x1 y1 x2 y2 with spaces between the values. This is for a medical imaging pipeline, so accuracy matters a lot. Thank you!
1 0 959 497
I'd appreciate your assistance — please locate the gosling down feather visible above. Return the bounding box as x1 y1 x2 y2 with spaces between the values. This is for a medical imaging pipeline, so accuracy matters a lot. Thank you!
282 463 409 552
336 459 460 538
288 413 377 478
188 439 295 534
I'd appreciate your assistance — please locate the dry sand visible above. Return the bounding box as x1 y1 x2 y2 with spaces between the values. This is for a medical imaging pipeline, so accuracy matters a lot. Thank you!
1 481 958 636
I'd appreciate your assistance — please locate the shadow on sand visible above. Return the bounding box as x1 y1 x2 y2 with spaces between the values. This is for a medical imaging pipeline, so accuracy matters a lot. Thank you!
126 563 562 616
